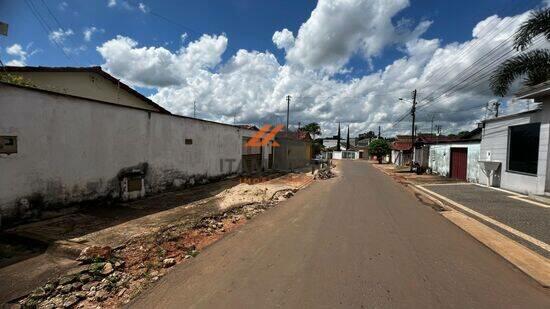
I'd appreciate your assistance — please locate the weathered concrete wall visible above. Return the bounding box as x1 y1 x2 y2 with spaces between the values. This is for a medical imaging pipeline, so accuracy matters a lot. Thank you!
0 83 243 225
12 71 160 111
428 143 480 182
273 138 311 171
479 107 550 195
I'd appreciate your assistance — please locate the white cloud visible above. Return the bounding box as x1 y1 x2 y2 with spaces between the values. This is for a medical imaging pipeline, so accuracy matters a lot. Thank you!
180 33 188 44
5 43 29 66
108 0 116 7
96 3 541 137
48 28 74 44
83 27 104 42
6 44 26 58
97 34 227 87
544 0 550 8
272 29 295 51
138 2 148 13
284 0 430 74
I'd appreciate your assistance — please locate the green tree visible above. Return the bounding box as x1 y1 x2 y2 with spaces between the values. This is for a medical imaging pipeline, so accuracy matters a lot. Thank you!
358 131 376 140
490 9 550 96
301 122 321 139
368 139 390 164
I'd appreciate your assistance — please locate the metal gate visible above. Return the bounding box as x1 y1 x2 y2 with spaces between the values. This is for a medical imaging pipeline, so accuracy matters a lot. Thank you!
450 148 468 180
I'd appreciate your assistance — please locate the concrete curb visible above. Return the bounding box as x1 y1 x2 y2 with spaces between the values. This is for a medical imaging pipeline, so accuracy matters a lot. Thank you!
371 163 550 288
415 185 550 288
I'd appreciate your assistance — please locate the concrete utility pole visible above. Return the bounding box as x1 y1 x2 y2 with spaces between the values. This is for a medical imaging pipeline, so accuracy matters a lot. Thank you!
410 89 417 171
378 125 381 139
430 114 435 135
336 122 341 151
193 101 196 118
286 95 291 131
494 101 500 117
346 125 350 150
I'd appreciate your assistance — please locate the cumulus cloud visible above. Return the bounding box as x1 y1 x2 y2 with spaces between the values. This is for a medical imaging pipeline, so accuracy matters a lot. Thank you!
5 43 32 66
48 28 74 44
272 29 295 51
97 34 228 87
96 2 541 137
285 0 430 74
108 0 116 7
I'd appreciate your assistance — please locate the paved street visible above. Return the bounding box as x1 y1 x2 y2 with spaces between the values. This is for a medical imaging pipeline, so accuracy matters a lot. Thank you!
130 161 550 308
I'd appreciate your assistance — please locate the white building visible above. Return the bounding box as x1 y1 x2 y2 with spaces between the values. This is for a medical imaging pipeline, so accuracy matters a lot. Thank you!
0 68 270 226
478 81 550 195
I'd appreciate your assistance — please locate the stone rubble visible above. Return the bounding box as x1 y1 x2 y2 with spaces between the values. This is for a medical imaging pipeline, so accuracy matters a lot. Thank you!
16 176 306 308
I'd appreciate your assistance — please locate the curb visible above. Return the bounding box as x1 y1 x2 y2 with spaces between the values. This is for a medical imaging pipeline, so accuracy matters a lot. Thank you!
415 185 550 288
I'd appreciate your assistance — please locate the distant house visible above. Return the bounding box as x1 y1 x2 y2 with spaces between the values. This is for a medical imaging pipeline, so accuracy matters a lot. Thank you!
3 66 170 113
322 136 346 150
425 129 482 182
391 135 413 166
238 125 274 174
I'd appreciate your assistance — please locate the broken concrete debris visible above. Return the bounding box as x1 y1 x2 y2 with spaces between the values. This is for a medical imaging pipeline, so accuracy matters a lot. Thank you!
76 245 112 263
15 173 311 308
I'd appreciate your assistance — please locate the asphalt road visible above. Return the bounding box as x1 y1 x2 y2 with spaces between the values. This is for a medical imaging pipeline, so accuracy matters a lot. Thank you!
130 161 550 308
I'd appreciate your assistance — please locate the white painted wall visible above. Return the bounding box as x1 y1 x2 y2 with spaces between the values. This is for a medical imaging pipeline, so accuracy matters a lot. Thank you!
479 108 550 195
428 143 480 182
13 71 161 111
0 83 244 224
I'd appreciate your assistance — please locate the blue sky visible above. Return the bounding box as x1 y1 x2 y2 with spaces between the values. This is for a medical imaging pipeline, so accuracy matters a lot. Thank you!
1 0 542 73
1 0 548 136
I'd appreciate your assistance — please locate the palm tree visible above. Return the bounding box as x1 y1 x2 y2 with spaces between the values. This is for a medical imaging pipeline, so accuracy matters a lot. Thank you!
490 8 550 97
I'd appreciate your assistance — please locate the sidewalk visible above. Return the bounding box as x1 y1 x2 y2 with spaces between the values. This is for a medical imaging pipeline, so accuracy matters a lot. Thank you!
419 183 549 258
0 171 315 306
371 162 550 287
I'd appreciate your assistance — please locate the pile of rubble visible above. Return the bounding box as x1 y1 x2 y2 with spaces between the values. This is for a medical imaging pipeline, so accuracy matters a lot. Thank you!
16 182 301 308
18 246 129 308
314 168 335 180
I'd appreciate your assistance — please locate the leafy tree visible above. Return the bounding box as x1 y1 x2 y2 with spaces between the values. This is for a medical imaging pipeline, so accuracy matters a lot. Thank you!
358 131 376 139
368 139 390 164
300 122 321 139
490 9 550 96
457 131 470 138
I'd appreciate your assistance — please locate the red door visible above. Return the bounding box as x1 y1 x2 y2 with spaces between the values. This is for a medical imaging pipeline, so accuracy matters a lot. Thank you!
450 148 468 180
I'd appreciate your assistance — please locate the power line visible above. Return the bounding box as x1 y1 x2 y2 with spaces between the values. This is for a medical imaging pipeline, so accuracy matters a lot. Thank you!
24 0 74 62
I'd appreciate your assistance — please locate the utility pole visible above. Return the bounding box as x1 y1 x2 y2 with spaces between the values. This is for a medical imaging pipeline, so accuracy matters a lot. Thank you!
430 114 435 135
286 95 291 131
378 125 381 139
336 122 341 151
494 101 500 117
346 125 350 150
193 101 196 118
298 122 301 130
410 89 417 171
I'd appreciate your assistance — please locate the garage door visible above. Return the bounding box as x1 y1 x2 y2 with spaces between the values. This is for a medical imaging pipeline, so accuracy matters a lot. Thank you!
450 148 468 180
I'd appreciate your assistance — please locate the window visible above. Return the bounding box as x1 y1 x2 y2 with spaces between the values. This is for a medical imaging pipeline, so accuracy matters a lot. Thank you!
508 123 540 175
185 139 193 145
0 136 17 154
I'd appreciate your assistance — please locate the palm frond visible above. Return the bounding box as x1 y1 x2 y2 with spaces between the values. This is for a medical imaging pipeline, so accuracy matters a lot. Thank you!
513 8 550 51
490 49 550 96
